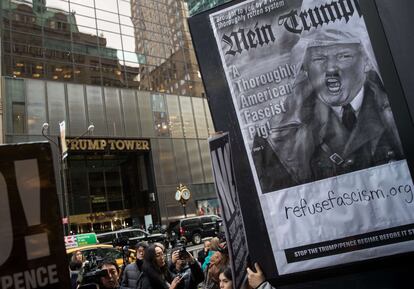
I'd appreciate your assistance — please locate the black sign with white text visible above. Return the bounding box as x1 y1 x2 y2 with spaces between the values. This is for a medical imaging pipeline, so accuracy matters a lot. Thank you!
0 142 70 289
209 133 249 289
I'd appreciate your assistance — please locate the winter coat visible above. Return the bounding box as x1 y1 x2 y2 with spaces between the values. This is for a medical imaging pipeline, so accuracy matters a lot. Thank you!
253 72 404 193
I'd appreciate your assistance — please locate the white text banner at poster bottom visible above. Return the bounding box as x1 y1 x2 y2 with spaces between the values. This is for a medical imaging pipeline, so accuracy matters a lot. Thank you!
261 160 414 274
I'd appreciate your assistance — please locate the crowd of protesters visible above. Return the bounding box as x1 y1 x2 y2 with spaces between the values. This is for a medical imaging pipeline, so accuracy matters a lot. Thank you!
70 236 271 289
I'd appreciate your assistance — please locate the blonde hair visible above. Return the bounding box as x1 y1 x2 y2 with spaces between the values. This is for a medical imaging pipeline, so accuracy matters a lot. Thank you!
209 237 220 251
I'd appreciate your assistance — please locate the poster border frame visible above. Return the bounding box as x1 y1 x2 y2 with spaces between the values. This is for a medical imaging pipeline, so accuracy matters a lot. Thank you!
188 0 414 285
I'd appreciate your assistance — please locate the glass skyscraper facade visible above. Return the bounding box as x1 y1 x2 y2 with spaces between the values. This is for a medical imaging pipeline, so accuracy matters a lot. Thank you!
0 0 216 233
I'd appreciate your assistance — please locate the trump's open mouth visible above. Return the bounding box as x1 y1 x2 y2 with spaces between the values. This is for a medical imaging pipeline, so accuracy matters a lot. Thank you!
325 77 341 95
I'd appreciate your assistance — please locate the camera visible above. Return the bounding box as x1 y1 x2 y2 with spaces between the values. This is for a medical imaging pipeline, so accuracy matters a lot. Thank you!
81 268 109 285
178 247 189 259
78 253 108 289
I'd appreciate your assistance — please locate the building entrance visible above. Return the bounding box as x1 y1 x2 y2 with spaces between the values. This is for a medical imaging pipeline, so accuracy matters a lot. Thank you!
65 139 158 234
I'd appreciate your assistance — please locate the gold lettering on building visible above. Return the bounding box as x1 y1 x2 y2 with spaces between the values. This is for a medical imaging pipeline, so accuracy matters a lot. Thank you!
66 138 150 151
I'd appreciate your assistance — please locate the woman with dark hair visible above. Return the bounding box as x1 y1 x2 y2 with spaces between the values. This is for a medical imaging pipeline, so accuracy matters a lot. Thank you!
218 267 232 289
142 243 182 289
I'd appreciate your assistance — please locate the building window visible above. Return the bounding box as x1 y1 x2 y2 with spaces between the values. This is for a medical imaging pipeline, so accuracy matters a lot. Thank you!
12 103 25 134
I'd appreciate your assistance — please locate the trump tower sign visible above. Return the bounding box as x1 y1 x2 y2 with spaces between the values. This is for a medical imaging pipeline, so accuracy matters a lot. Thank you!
189 0 414 284
0 143 69 289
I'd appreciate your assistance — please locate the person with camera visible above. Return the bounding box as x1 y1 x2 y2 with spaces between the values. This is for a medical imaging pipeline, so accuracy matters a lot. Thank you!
99 260 121 289
169 247 204 289
78 259 121 289
142 243 182 289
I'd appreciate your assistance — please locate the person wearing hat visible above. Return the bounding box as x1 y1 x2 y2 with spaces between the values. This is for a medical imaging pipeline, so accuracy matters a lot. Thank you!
253 19 404 193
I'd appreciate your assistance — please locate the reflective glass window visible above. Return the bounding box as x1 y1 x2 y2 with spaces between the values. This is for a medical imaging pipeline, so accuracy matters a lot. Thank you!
47 82 66 135
70 0 94 8
199 140 213 182
121 89 140 137
88 157 107 213
5 78 25 134
121 25 134 38
26 79 46 135
67 83 87 136
137 91 154 137
120 15 133 26
86 85 107 135
70 3 96 19
72 13 97 34
119 0 132 17
187 139 204 183
172 139 191 183
192 98 208 138
96 8 119 23
179 96 197 138
47 0 70 11
97 19 121 34
150 139 162 185
106 168 123 211
98 30 123 51
68 156 90 215
158 139 177 185
166 95 184 138
152 94 170 137
104 87 123 137
124 65 140 89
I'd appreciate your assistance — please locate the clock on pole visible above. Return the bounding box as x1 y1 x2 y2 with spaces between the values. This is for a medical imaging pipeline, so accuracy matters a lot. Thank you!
175 183 191 217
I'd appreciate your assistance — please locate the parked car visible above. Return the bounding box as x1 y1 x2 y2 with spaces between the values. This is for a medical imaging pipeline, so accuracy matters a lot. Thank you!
96 228 167 247
167 215 222 245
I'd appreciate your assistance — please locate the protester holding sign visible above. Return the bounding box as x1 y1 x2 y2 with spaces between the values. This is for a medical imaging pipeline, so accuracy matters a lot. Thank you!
246 263 274 289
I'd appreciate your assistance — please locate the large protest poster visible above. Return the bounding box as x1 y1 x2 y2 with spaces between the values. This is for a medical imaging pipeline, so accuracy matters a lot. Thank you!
207 0 414 275
209 133 249 289
0 142 70 289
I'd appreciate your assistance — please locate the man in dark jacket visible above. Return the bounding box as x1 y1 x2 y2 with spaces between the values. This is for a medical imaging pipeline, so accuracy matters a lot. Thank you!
120 242 149 288
170 249 204 289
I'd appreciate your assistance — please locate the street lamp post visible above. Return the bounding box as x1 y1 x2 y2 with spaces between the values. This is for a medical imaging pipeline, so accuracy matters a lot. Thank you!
175 183 191 218
41 122 94 235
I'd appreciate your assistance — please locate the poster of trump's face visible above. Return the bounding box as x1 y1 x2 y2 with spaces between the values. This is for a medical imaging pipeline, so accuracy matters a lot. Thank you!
209 0 414 275
304 42 368 107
